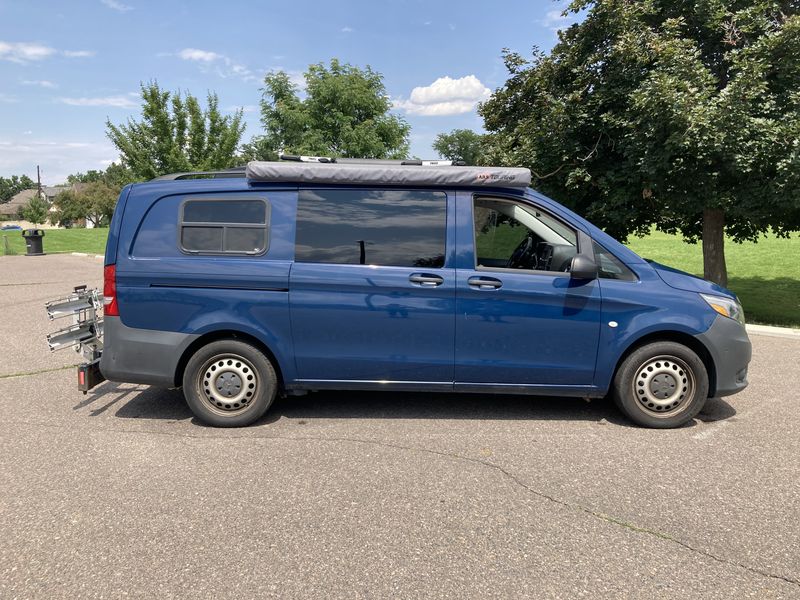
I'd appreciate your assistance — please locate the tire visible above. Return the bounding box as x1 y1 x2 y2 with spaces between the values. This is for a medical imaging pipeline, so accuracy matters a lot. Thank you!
612 341 709 429
182 339 278 427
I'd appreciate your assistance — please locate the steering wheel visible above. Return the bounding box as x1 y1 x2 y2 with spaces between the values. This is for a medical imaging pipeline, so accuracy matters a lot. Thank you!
507 236 536 269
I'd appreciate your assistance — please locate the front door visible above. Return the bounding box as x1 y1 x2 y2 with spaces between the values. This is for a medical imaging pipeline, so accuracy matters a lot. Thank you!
290 188 455 384
455 193 602 387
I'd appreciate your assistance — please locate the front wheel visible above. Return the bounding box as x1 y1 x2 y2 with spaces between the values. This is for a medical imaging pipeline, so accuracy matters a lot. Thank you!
183 339 278 427
612 341 709 429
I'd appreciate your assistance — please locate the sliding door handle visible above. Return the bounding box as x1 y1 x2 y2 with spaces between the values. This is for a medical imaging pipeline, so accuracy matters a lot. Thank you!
409 273 444 287
467 276 503 290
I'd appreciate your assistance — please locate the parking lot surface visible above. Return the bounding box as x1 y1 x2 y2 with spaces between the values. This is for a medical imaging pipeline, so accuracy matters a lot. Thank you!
1 254 799 599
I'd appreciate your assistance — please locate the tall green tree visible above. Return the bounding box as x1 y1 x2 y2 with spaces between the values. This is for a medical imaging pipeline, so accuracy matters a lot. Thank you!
433 129 486 165
52 182 118 228
66 162 138 189
0 175 35 204
107 82 246 180
481 0 800 286
19 195 49 225
243 59 410 160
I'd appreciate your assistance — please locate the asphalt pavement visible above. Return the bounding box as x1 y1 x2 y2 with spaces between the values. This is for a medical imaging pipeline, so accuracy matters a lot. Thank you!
1 254 798 599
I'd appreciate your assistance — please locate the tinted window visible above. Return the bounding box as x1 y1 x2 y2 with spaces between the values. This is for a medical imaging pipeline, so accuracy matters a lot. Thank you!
183 200 265 224
180 197 269 254
295 190 447 268
593 241 637 281
182 226 223 252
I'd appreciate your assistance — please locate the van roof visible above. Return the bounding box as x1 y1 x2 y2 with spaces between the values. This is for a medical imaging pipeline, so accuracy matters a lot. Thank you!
152 159 532 189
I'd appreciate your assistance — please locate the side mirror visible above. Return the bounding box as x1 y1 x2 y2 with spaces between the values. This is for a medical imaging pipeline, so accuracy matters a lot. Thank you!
570 254 598 280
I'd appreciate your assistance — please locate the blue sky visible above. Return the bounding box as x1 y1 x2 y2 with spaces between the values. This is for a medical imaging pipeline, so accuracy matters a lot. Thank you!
0 0 574 184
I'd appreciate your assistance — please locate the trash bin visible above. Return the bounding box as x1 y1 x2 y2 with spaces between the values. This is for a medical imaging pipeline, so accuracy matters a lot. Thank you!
22 229 45 256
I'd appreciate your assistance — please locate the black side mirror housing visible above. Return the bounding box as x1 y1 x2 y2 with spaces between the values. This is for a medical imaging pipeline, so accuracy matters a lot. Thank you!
570 254 598 280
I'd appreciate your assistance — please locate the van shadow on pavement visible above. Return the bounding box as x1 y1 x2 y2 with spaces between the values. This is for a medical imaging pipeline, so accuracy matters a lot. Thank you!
76 381 737 428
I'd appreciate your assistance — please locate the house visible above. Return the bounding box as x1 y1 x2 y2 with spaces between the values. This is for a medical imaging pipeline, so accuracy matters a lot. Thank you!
0 188 39 218
0 184 96 228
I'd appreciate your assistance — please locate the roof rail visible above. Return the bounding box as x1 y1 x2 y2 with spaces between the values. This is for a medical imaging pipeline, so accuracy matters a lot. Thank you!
279 154 466 167
151 167 247 181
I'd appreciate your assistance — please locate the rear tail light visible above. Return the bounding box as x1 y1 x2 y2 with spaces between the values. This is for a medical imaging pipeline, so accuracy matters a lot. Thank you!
103 264 119 316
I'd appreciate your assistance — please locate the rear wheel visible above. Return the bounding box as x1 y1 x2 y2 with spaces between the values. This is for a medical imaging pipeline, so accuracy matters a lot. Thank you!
612 341 709 428
183 339 277 427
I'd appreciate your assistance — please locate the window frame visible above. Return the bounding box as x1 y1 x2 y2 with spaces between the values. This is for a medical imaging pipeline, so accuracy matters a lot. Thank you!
471 194 581 278
294 187 449 269
178 195 271 256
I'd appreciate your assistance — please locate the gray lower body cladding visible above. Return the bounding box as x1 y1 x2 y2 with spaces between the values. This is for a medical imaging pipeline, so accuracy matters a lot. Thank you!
100 316 199 387
695 315 752 397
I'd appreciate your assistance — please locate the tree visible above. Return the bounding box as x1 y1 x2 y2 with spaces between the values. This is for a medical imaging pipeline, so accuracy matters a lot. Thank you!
52 182 118 227
107 82 246 180
66 163 137 189
243 59 410 160
481 1 800 287
0 175 35 204
19 195 49 225
433 129 486 165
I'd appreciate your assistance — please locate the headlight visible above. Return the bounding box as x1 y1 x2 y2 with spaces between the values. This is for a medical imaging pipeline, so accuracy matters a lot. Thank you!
700 294 746 325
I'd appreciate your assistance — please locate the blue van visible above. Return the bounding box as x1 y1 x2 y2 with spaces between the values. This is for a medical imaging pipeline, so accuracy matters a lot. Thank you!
94 158 750 428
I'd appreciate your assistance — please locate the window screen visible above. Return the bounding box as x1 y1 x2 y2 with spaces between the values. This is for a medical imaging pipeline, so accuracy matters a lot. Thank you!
180 197 269 254
295 189 447 268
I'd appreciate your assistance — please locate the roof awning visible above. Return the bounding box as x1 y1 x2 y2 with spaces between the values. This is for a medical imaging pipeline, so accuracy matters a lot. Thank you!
245 161 531 189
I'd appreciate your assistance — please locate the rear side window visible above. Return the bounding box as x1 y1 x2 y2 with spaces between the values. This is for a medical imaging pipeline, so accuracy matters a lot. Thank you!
295 189 447 268
180 197 269 255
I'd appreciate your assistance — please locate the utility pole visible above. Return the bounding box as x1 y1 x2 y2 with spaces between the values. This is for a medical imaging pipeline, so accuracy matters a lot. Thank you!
37 165 42 199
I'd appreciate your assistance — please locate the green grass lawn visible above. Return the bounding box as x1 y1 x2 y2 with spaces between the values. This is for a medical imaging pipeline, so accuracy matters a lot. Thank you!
626 230 800 328
1 227 109 256
2 225 797 327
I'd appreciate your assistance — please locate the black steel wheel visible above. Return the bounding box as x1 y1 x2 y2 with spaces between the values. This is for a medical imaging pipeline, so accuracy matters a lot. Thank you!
612 341 709 428
183 339 277 427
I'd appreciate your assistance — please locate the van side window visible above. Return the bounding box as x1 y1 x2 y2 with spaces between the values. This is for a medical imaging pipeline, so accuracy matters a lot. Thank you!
180 197 269 254
474 197 577 273
593 241 637 281
295 189 447 268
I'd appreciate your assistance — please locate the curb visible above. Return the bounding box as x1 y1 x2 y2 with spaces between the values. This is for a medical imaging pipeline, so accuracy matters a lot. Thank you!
746 324 800 340
70 252 104 259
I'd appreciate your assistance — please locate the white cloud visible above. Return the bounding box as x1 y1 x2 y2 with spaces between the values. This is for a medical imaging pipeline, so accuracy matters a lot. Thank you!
63 50 94 58
341 26 354 33
22 79 57 88
101 0 133 11
394 75 491 116
0 42 94 62
178 48 221 62
0 139 120 185
177 47 259 83
538 3 579 33
0 41 56 63
59 95 139 108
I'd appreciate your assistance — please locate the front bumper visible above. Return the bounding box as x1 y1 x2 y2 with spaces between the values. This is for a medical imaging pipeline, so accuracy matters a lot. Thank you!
695 315 752 397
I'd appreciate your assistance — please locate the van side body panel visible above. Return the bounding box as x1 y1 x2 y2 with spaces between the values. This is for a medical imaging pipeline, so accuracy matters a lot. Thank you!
99 176 746 402
102 181 299 385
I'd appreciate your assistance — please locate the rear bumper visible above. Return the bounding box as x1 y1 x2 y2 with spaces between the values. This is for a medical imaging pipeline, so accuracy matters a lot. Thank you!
695 316 752 397
99 316 199 387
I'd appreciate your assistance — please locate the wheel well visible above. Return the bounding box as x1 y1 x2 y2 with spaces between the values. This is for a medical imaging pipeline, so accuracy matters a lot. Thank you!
174 330 285 391
614 331 717 397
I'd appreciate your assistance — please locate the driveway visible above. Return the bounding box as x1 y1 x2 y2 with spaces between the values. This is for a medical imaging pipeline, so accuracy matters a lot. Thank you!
1 255 798 598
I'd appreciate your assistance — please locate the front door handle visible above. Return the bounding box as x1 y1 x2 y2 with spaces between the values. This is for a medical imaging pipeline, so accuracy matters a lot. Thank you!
468 276 503 290
409 273 444 287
